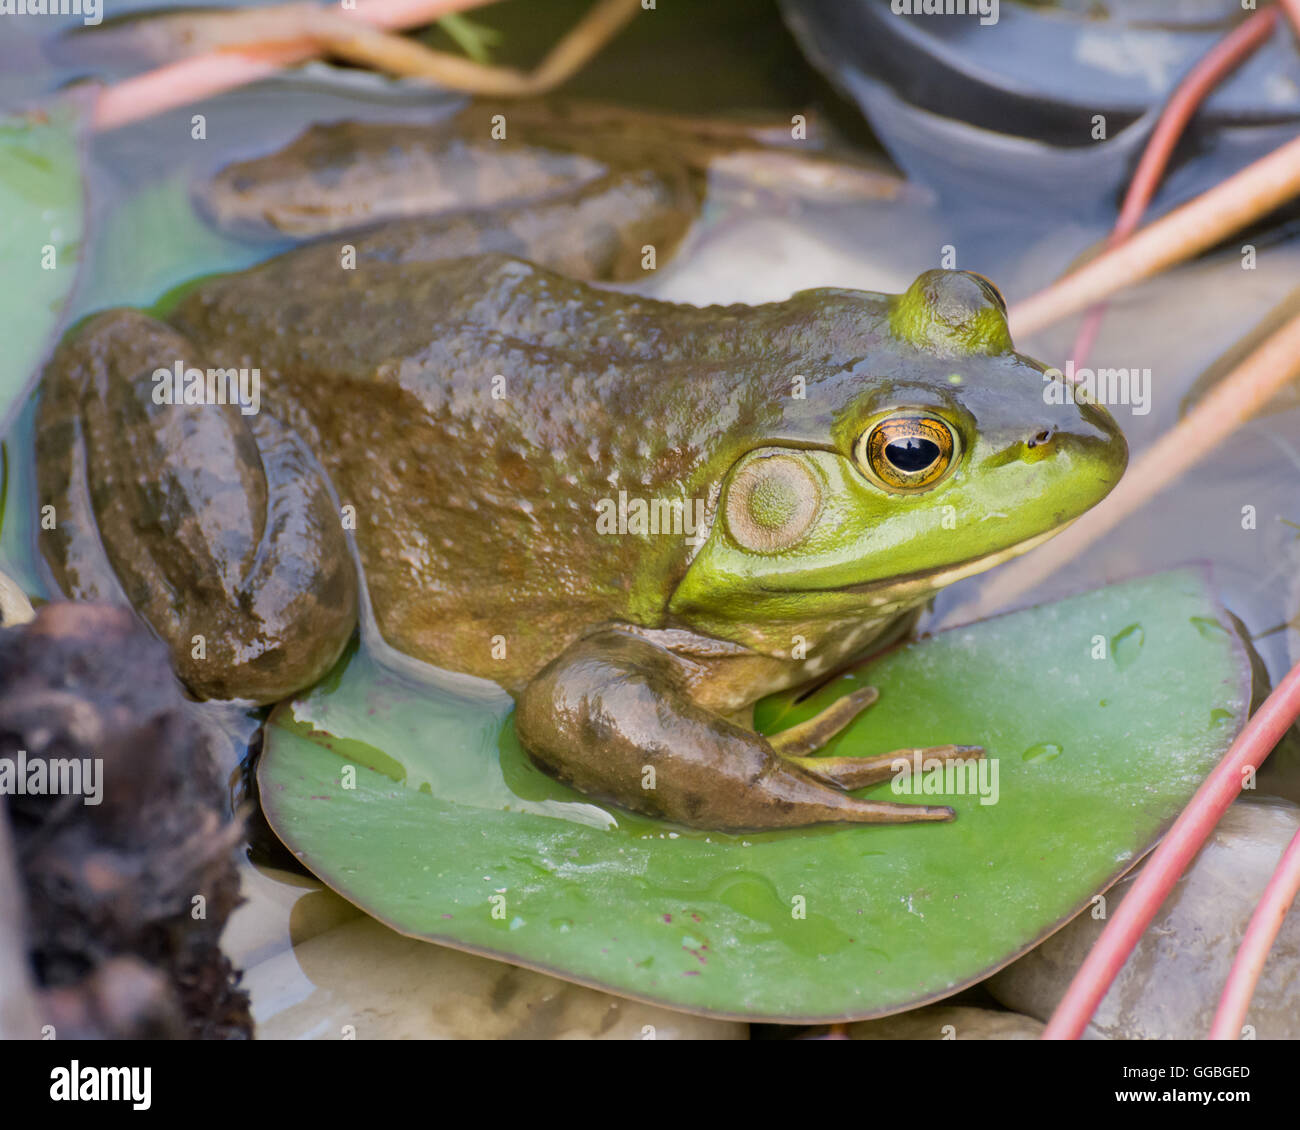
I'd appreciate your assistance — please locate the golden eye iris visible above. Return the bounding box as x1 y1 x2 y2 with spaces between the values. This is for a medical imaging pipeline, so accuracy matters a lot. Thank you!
856 414 958 492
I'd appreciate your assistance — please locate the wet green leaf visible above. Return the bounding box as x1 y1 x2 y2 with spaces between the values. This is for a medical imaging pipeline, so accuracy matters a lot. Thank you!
0 98 87 433
260 568 1252 1021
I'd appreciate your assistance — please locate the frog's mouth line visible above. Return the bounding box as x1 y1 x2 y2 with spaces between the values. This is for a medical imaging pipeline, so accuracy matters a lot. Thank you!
784 523 1071 599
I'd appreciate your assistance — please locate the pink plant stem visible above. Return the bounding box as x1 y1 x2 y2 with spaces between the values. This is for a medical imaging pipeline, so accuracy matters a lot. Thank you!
1283 0 1300 43
1114 8 1280 242
1068 6 1279 370
1068 304 1106 371
1203 4 1300 1037
352 0 485 29
93 44 305 131
1210 824 1300 1038
1039 0 1300 1043
1042 661 1300 1039
91 0 491 131
1008 132 1300 337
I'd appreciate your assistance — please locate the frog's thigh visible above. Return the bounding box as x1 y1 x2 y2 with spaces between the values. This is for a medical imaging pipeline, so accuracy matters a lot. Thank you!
515 630 956 832
35 308 358 704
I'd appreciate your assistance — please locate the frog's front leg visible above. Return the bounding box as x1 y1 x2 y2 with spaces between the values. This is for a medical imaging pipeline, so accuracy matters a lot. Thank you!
35 309 359 704
515 629 955 831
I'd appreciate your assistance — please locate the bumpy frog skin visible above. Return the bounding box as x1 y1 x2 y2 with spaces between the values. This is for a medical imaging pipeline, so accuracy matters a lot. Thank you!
35 105 1128 832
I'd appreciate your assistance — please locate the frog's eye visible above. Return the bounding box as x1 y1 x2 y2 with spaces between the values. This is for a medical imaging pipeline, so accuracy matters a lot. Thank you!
855 413 958 493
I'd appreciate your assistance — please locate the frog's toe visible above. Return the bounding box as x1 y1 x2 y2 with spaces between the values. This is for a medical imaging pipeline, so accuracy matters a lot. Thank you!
766 686 879 757
787 744 984 791
832 799 955 824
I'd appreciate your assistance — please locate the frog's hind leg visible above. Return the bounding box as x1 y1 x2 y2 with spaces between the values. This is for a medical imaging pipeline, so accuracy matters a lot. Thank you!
785 746 985 791
515 630 956 831
766 687 879 757
766 687 983 790
311 165 703 283
35 309 359 704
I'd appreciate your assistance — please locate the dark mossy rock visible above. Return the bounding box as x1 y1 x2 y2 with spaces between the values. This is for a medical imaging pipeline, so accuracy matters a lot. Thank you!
0 603 252 1039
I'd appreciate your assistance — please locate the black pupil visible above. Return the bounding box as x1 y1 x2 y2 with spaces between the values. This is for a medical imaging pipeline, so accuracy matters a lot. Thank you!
885 437 940 473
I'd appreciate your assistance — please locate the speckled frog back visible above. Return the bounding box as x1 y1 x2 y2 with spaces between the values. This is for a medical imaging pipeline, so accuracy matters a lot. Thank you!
164 251 893 687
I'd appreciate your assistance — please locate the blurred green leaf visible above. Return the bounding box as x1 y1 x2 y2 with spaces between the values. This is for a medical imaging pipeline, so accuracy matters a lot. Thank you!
0 97 87 435
435 13 503 65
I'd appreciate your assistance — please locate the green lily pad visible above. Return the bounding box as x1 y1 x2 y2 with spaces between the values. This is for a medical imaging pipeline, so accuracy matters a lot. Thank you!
0 96 87 434
259 567 1251 1021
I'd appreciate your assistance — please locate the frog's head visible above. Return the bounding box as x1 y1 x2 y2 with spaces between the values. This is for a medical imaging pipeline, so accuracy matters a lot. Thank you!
669 269 1128 646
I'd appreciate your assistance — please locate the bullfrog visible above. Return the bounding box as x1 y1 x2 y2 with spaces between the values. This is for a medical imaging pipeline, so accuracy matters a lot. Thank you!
194 98 906 270
34 103 1127 832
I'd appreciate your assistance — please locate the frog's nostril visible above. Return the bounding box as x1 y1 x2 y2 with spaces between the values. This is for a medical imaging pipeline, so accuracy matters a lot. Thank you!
1027 427 1055 449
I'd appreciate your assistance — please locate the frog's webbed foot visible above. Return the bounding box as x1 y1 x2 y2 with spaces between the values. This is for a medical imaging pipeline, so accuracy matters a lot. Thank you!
35 309 358 704
786 746 985 791
767 685 983 790
515 630 955 831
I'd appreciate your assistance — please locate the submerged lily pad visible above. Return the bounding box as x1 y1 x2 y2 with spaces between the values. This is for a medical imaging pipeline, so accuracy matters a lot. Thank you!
0 96 87 433
259 568 1251 1021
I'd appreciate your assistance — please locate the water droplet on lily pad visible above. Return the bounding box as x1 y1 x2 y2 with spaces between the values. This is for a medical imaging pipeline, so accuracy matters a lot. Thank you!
1209 708 1234 727
1112 623 1144 670
1190 616 1229 640
1023 742 1063 764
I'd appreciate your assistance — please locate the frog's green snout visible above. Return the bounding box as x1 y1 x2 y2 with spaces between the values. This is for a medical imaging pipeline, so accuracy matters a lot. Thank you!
1061 376 1127 469
1021 396 1124 458
1077 393 1128 456
1023 385 1129 510
1082 398 1129 494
